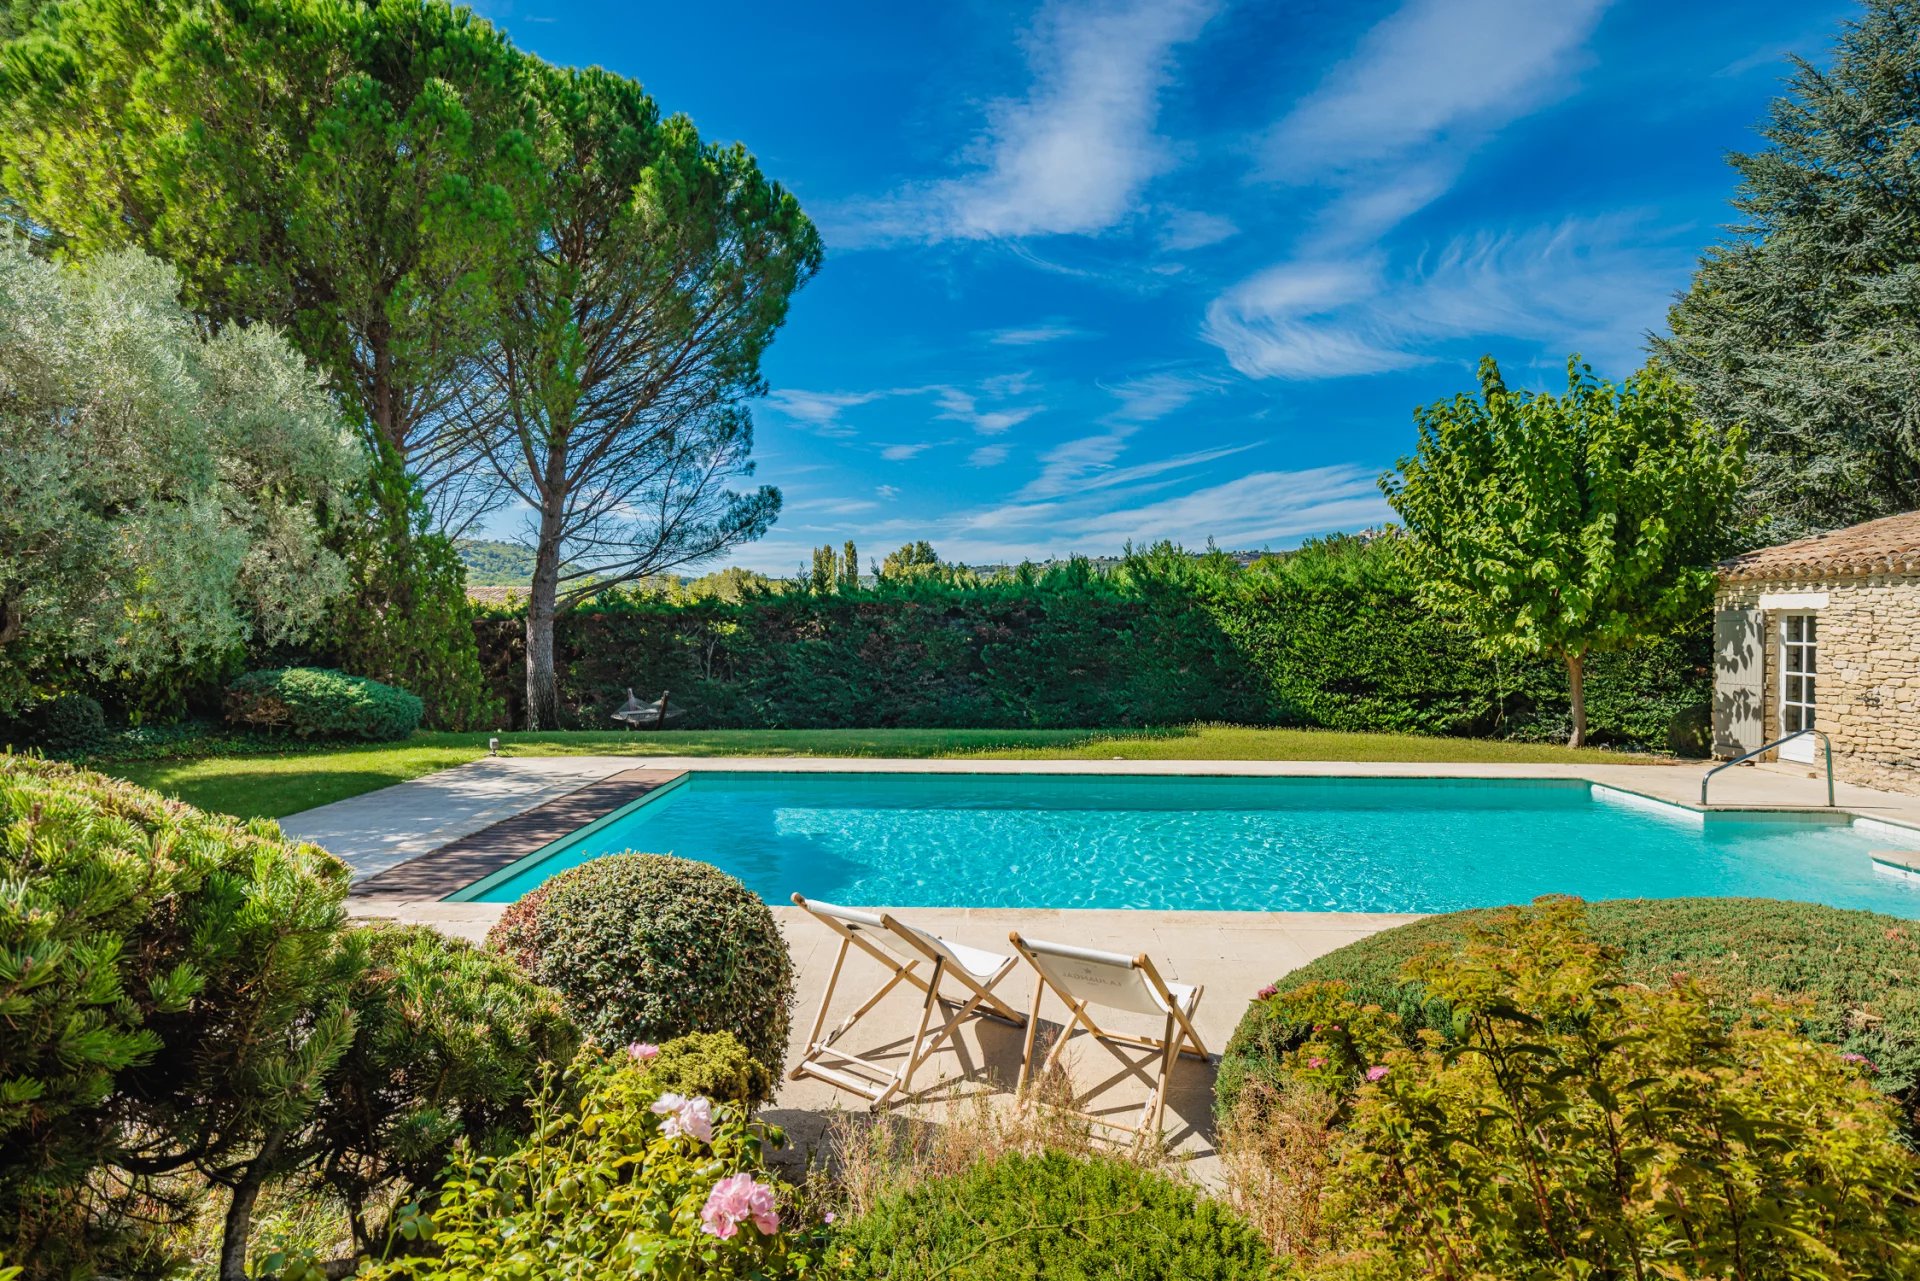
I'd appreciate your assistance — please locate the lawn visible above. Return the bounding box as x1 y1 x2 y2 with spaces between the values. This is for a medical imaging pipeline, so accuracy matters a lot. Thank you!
101 724 1663 820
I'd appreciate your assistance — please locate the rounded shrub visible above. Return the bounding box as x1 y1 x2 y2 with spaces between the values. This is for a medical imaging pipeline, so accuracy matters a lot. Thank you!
831 1150 1283 1279
224 666 423 741
634 1030 776 1110
487 853 795 1080
1217 896 1920 1126
26 693 109 755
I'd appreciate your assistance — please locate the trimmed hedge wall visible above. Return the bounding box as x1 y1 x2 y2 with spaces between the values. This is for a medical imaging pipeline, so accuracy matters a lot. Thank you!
473 541 1711 744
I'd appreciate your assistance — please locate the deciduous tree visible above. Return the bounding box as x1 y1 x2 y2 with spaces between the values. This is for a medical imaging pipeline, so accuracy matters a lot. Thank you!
1381 357 1742 746
460 65 815 728
1655 0 1920 540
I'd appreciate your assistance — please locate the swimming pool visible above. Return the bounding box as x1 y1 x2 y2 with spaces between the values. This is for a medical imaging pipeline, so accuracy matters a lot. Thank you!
452 772 1920 916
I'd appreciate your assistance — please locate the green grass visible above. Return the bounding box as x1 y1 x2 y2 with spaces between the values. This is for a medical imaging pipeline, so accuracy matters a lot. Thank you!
99 724 1662 820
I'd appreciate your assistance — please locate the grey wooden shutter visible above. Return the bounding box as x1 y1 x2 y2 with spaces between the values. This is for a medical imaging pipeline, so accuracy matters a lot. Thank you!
1712 606 1764 757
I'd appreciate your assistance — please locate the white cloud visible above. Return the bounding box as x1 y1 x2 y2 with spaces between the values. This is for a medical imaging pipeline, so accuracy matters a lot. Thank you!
1205 216 1687 380
987 322 1093 346
880 442 933 461
764 389 887 435
1066 464 1392 547
1105 370 1217 423
875 484 901 501
840 0 1219 244
969 444 1011 467
1157 208 1238 251
1267 0 1609 180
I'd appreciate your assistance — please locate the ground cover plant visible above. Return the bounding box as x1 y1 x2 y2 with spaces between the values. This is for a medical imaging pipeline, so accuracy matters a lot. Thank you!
1218 899 1920 1278
1216 896 1920 1129
489 853 796 1085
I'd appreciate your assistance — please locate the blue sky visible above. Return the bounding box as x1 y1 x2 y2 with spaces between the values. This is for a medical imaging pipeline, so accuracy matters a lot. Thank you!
470 0 1853 575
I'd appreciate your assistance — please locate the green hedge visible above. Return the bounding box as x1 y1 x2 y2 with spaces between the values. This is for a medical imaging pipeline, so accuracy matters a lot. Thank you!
1216 897 1920 1128
830 1150 1284 1279
472 540 1709 744
224 666 423 740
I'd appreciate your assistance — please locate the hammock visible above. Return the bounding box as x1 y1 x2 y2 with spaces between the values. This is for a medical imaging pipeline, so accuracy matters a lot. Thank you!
611 688 686 729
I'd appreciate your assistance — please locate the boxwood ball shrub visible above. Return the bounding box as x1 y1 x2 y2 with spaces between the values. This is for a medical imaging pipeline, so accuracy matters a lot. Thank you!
23 693 109 755
1217 896 1920 1128
224 666 423 741
831 1150 1284 1280
488 854 794 1081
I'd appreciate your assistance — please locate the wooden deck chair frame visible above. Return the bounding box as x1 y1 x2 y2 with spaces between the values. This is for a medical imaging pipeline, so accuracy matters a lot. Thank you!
1008 932 1210 1145
790 894 1025 1109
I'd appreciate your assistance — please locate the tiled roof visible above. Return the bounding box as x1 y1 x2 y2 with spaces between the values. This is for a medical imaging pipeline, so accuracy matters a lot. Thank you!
1717 510 1920 582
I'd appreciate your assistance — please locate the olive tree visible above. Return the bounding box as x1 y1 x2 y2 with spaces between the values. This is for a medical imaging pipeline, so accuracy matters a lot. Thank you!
0 240 360 710
460 65 816 728
1381 357 1743 746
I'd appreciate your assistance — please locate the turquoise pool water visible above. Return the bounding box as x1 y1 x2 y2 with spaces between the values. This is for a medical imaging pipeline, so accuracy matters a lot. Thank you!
457 772 1920 915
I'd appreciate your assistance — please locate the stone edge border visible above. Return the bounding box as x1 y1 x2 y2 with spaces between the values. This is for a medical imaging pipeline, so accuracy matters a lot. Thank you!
346 768 684 900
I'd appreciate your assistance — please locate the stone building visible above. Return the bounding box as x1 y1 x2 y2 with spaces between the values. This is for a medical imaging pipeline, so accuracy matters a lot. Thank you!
1712 510 1920 794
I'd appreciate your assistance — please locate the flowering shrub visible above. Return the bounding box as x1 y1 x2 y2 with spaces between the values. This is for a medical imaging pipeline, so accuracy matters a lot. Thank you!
224 667 423 740
1282 900 1920 1278
827 1149 1283 1279
362 1051 828 1281
488 853 795 1078
1218 895 1920 1130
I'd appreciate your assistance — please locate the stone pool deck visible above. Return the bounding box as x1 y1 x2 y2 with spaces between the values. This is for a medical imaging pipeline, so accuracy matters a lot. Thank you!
308 753 1920 1179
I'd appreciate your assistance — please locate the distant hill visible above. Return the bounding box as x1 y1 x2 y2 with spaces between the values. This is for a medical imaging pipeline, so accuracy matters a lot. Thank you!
456 538 538 585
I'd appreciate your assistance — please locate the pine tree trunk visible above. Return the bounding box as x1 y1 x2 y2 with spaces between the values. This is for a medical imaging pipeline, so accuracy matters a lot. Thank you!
525 533 563 731
1566 649 1588 748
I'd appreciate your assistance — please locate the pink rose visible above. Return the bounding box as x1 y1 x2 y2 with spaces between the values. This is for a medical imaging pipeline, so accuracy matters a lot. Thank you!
1366 1065 1389 1082
701 1172 780 1239
1307 1056 1326 1069
628 1042 660 1063
1256 984 1277 999
650 1092 714 1144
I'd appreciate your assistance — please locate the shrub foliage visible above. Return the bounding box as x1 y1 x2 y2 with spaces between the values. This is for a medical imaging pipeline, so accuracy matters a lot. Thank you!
636 1030 778 1111
829 1149 1284 1280
0 754 351 1276
1216 896 1920 1129
489 853 795 1078
224 666 424 741
302 924 581 1254
473 539 1709 746
363 1052 826 1281
1281 900 1920 1279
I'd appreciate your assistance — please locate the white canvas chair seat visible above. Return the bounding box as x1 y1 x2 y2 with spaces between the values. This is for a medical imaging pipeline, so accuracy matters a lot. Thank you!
1008 932 1211 1146
790 894 1025 1109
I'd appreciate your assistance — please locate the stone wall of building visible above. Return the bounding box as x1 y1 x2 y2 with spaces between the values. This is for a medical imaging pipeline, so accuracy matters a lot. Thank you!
1715 573 1920 795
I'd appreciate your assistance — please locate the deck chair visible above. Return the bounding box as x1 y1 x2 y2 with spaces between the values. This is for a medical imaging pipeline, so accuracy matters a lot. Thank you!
790 894 1026 1108
1008 933 1210 1145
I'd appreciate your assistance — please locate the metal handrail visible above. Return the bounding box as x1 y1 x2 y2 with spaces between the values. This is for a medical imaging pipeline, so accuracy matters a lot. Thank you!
1700 728 1834 807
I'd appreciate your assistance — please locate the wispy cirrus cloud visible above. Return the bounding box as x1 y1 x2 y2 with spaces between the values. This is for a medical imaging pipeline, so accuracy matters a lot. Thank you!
764 389 889 436
836 0 1219 244
1205 215 1688 380
1018 371 1223 499
985 321 1095 346
1265 0 1610 237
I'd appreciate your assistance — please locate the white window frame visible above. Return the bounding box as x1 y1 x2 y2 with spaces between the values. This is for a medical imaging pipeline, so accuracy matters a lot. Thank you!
1777 611 1819 763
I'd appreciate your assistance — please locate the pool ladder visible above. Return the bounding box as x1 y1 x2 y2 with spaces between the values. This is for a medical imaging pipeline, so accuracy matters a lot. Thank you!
1699 728 1834 808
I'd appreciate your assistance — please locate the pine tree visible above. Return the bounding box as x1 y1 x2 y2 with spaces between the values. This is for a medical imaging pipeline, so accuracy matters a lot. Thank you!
1655 0 1920 540
841 539 860 591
